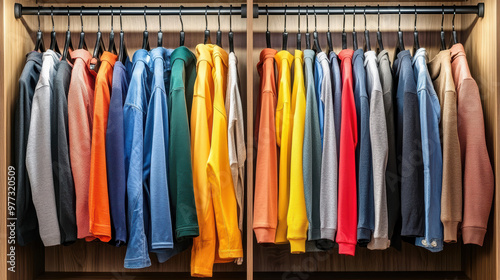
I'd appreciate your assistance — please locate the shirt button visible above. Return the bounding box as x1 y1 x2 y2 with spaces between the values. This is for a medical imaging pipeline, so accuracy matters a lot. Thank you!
431 241 437 247
421 240 428 246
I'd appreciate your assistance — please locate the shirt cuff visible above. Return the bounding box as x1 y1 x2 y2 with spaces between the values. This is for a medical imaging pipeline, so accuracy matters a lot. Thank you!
289 238 306 254
254 227 276 244
443 221 459 243
367 237 390 250
462 226 487 246
338 242 356 256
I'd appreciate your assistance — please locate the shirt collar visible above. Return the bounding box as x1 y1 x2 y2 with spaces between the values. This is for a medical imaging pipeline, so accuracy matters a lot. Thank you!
132 49 151 66
26 51 43 65
260 48 277 61
338 49 354 61
150 47 174 71
363 50 377 67
450 43 466 61
353 48 364 62
412 48 428 65
171 46 196 65
100 51 118 68
275 50 294 70
328 51 338 60
303 49 315 60
213 45 229 68
317 51 329 63
377 49 389 63
43 49 61 64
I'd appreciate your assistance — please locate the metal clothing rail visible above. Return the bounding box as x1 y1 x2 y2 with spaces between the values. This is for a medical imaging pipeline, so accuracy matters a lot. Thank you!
14 3 249 19
253 4 484 18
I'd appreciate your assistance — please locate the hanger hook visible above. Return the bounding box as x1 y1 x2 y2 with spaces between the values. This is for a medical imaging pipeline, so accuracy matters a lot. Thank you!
452 5 456 31
342 5 346 33
144 6 147 31
67 6 70 31
353 5 356 32
229 5 233 32
305 6 308 33
218 6 221 32
97 6 101 32
37 6 41 32
414 5 417 32
205 6 209 32
119 6 123 32
327 5 330 32
158 5 161 32
377 5 380 32
284 5 287 33
441 4 444 32
297 5 300 33
51 6 55 32
80 6 84 33
266 5 269 32
398 5 401 32
313 5 317 32
110 6 114 33
179 5 184 32
364 7 367 32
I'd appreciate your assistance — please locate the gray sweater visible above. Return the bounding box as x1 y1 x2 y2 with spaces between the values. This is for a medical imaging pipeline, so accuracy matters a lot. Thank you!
364 51 390 250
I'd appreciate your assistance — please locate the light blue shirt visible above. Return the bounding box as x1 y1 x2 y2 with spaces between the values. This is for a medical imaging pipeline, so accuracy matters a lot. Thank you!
413 48 443 252
143 47 175 255
123 49 152 269
329 51 342 159
314 53 324 144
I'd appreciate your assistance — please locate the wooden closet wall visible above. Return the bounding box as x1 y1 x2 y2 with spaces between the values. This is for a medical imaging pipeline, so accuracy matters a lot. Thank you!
0 0 498 279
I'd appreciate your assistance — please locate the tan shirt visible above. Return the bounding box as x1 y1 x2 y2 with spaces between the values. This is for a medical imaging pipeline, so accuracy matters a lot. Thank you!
428 50 462 243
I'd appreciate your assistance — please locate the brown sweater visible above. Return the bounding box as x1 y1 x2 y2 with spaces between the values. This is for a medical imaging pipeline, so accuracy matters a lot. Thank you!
450 44 494 246
428 50 462 243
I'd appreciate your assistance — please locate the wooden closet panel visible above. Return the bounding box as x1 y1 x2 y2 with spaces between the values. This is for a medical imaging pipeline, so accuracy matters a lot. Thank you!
461 0 499 279
251 1 465 273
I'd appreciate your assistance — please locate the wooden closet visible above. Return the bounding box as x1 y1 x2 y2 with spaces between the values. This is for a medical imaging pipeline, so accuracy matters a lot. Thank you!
0 0 498 279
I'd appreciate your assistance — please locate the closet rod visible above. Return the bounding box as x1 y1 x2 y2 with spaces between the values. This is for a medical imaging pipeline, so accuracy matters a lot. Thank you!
14 3 248 19
256 3 484 18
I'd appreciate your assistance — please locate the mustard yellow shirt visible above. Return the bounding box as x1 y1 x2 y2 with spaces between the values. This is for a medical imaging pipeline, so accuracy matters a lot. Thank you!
287 50 308 253
274 50 294 244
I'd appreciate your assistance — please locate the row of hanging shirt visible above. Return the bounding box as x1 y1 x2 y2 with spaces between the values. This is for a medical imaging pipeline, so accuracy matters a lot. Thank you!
14 17 245 277
253 23 494 256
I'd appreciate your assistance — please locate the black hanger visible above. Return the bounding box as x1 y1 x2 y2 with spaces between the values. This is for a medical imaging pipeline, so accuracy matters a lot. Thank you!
440 5 446 51
305 6 311 50
118 6 128 64
228 5 234 53
204 6 211 44
265 6 271 48
363 7 370 52
157 6 163 47
296 5 301 50
326 6 333 53
62 6 74 61
312 6 321 53
413 6 420 55
282 5 288 50
449 5 458 47
216 6 222 47
352 6 358 50
49 6 60 53
108 6 117 54
142 6 150 50
179 6 185 46
92 6 106 60
78 6 87 50
34 6 45 52
376 5 384 54
394 5 405 60
342 6 347 50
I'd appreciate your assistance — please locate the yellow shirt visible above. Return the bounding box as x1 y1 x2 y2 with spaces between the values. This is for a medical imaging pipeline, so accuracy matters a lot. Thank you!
287 50 308 253
274 50 294 244
207 45 243 259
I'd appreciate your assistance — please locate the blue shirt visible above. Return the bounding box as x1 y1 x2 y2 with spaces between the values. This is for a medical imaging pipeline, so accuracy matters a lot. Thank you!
352 49 374 245
144 47 174 254
106 58 132 247
123 49 152 269
329 51 342 160
314 54 324 144
413 48 443 252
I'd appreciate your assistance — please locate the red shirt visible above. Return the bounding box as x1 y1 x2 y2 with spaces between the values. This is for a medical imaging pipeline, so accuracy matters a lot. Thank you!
337 49 358 256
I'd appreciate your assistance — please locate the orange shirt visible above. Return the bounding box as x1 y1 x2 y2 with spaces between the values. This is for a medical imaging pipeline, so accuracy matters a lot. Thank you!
88 51 117 242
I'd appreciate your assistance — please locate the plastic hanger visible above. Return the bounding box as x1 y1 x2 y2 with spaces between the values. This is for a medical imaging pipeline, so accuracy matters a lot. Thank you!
376 5 384 54
440 5 446 51
92 6 106 60
394 5 405 60
108 6 117 54
142 6 150 50
265 6 271 48
216 6 222 47
228 5 234 53
34 6 45 52
282 5 288 50
352 6 358 50
413 6 420 55
157 6 163 47
62 6 74 61
49 6 60 53
326 6 333 54
449 5 458 48
296 5 301 50
78 6 87 50
305 6 311 50
363 7 370 52
204 6 211 44
118 6 128 64
342 6 347 50
312 6 321 53
179 6 185 46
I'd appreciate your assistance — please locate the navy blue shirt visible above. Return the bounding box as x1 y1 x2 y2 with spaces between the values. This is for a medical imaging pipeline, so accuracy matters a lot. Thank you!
352 49 373 245
106 58 132 246
393 50 425 238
